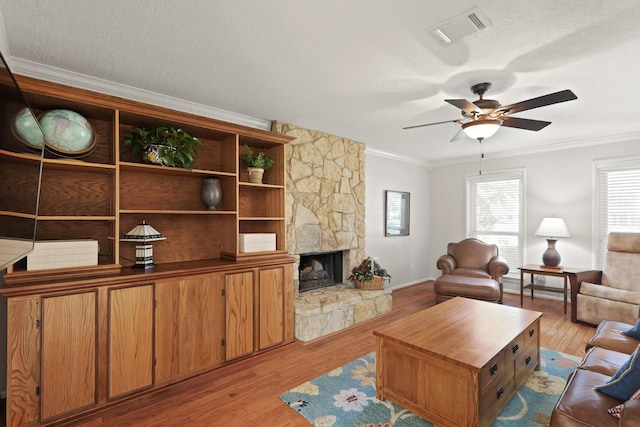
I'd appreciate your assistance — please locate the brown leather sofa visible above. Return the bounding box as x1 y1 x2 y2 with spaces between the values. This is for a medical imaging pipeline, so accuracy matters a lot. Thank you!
550 320 640 426
434 238 509 303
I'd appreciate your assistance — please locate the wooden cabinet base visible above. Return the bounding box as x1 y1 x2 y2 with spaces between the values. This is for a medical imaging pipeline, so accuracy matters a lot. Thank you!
4 260 294 426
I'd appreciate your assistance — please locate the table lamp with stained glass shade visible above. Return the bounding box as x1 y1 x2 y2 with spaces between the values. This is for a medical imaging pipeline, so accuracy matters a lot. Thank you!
122 221 166 268
534 217 570 269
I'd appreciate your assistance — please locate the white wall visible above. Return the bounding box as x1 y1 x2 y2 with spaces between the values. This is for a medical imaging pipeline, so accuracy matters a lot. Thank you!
364 137 640 293
365 152 430 289
427 138 640 290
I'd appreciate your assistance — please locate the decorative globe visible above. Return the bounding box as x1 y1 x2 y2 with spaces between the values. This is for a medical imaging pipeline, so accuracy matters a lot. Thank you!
12 107 44 149
38 109 96 155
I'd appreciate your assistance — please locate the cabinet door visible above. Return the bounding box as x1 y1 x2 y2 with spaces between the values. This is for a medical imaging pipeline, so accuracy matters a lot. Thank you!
258 267 285 350
41 291 97 421
108 284 154 399
155 274 225 383
225 271 254 360
6 296 41 427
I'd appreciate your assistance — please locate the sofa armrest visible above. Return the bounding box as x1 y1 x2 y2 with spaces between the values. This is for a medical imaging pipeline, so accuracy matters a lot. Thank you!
436 254 456 275
620 399 640 427
574 270 603 291
570 269 603 323
488 256 510 281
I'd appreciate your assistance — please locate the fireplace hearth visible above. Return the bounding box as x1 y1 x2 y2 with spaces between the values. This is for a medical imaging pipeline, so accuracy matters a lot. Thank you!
298 251 344 292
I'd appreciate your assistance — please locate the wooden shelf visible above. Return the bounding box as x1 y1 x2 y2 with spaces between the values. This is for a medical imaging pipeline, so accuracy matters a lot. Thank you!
36 215 117 221
239 217 285 221
120 210 235 215
119 161 235 178
3 74 292 279
0 211 36 220
239 181 284 189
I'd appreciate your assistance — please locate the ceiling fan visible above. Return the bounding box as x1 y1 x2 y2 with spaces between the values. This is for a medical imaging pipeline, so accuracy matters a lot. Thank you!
403 82 578 142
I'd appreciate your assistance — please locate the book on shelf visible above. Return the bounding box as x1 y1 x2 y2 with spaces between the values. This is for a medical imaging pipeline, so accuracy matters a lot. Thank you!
239 233 276 253
27 239 99 271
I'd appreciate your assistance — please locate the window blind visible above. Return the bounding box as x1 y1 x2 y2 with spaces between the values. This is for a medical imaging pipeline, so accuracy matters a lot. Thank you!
466 170 524 273
595 158 640 267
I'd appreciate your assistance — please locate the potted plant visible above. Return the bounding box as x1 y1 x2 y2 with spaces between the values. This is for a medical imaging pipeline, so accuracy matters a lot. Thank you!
241 144 275 183
348 257 391 290
124 126 201 170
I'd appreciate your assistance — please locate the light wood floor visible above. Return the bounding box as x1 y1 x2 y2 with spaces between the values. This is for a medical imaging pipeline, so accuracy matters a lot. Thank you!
58 281 595 426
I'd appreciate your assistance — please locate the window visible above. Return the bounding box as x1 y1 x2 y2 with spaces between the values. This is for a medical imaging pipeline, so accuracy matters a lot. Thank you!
466 169 524 275
385 190 410 236
594 158 640 267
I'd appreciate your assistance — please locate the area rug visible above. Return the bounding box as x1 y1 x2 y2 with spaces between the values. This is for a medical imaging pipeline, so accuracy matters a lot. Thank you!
280 348 580 426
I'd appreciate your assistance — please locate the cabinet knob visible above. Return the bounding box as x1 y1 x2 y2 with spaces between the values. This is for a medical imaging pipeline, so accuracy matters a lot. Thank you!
525 356 532 365
490 363 498 375
497 386 504 399
529 328 535 337
512 343 519 354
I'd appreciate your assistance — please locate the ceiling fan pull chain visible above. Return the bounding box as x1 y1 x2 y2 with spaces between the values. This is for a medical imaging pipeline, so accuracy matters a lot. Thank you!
478 137 484 175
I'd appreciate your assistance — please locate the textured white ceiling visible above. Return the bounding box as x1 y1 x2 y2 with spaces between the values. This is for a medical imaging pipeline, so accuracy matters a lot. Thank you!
2 0 640 165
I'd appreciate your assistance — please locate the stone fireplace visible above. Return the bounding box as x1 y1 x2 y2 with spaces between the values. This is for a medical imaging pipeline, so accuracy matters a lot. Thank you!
272 121 392 341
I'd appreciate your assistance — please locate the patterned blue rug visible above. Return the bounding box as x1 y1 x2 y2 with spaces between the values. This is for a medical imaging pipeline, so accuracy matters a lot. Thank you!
281 348 580 426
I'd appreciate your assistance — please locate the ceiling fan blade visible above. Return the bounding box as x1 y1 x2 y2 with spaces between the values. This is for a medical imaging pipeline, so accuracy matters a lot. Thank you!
449 129 465 142
403 119 459 130
497 89 577 115
501 116 551 131
445 99 484 116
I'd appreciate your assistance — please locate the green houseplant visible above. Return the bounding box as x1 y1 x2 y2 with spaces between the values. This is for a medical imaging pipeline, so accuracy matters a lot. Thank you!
124 126 201 170
241 144 275 183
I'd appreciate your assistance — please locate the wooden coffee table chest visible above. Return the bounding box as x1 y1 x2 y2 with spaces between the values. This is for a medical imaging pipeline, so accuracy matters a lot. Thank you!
374 297 542 427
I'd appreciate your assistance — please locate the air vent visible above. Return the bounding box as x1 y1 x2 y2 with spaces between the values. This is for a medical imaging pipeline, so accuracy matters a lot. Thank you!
428 7 493 46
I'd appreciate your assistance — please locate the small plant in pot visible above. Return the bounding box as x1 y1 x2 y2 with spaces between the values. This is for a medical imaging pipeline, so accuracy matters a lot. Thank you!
241 144 275 183
124 126 201 170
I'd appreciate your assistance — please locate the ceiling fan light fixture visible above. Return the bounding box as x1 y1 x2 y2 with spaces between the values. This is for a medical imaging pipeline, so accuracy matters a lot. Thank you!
462 118 503 139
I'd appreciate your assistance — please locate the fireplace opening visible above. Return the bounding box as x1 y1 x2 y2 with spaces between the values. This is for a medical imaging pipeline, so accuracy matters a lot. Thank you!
299 251 344 292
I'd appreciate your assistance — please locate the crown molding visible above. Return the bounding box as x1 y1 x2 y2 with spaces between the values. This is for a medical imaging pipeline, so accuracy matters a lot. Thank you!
429 131 640 168
10 57 272 131
366 146 432 167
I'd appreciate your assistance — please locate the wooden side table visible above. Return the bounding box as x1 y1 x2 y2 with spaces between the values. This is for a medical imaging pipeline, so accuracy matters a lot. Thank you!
519 265 590 315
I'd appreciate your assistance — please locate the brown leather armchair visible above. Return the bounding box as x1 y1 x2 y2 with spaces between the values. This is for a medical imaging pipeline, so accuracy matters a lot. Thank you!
435 238 510 303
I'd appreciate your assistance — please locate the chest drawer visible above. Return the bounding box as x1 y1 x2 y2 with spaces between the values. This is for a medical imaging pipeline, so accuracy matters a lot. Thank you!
523 321 539 348
479 347 508 390
479 368 516 425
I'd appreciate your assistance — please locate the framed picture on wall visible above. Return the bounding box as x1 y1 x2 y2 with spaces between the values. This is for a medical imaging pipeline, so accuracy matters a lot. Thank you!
385 190 410 236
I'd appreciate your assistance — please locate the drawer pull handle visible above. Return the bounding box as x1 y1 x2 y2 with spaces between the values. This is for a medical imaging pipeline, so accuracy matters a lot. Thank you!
525 356 532 365
529 328 535 337
512 344 519 354
497 386 504 399
490 363 498 375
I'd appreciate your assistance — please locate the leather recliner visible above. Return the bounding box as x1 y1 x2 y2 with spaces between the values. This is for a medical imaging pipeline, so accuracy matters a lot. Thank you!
574 232 640 326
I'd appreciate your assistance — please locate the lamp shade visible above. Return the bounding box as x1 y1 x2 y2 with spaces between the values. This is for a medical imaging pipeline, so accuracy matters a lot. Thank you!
462 118 503 140
122 221 166 242
534 217 571 238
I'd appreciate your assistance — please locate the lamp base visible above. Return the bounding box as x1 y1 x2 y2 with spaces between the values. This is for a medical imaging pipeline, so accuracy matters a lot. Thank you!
541 238 562 267
540 264 563 270
133 262 156 269
134 243 155 269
